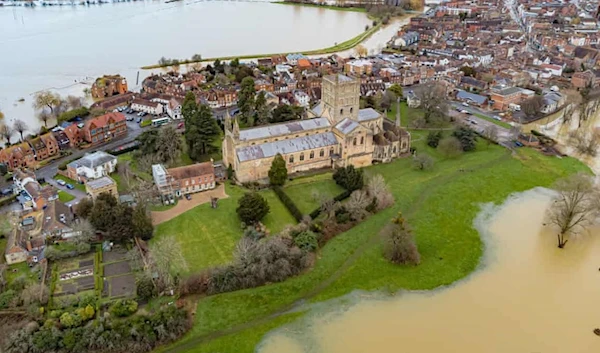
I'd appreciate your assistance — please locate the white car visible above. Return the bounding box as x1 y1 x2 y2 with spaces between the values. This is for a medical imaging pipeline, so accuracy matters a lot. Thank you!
56 179 66 186
462 102 469 107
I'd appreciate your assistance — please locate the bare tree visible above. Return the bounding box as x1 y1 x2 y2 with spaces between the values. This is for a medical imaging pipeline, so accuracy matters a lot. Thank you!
149 235 189 292
32 91 60 114
117 163 133 192
12 119 28 142
157 126 182 166
366 174 394 210
66 95 82 109
521 95 544 117
415 83 449 126
0 124 13 145
382 212 420 265
570 130 599 157
546 173 600 248
412 153 434 170
482 125 499 146
70 219 95 245
438 136 463 158
354 44 367 58
346 190 370 221
561 90 582 126
37 111 52 128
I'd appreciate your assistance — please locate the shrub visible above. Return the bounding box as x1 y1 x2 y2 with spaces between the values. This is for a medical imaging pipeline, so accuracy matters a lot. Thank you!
136 275 156 301
333 165 364 191
179 271 210 296
366 174 394 210
272 186 303 222
438 136 463 158
412 153 434 170
426 131 443 148
0 289 17 309
243 223 268 241
60 312 82 328
109 299 138 317
236 192 270 224
294 230 319 252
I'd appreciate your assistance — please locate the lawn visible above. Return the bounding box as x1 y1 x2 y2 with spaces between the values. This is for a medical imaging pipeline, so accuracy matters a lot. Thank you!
54 175 85 192
474 113 513 129
0 237 6 264
159 142 589 353
283 174 344 215
57 191 76 203
6 262 37 285
153 184 295 273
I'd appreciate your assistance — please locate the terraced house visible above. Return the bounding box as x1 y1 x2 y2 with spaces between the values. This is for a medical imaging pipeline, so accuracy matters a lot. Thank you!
83 112 127 145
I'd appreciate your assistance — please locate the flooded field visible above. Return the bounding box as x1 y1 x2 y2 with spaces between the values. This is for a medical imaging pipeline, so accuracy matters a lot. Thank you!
258 188 600 353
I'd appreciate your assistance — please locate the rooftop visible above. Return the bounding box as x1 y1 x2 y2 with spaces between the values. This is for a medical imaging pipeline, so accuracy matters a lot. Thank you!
324 74 355 84
357 108 381 122
237 132 338 162
335 118 360 134
239 118 331 141
67 151 116 170
167 162 214 180
86 176 116 190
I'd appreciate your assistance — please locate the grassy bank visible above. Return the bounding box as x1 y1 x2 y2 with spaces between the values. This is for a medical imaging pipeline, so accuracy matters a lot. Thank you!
158 138 588 352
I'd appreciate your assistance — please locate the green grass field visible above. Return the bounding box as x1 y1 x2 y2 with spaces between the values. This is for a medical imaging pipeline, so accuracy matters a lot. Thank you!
283 175 344 215
57 190 76 203
153 184 296 273
158 140 589 353
54 175 85 192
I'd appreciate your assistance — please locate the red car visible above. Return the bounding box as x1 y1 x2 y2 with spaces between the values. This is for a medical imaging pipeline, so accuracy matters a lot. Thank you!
177 122 185 129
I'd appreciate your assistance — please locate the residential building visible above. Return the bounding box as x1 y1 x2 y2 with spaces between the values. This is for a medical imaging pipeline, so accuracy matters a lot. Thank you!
571 71 594 89
293 90 311 107
345 59 373 75
85 176 118 201
13 169 56 211
394 32 420 47
28 133 59 162
131 98 164 116
456 90 488 107
90 92 134 111
0 142 36 171
152 162 216 201
223 74 411 183
286 53 306 66
66 151 117 183
82 112 127 145
91 75 128 99
166 97 183 120
489 87 533 110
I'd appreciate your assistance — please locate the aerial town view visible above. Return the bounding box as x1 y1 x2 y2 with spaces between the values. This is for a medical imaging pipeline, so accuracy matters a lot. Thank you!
1 0 600 352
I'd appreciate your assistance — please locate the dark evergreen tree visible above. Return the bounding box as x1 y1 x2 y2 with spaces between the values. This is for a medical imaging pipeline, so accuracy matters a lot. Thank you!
268 154 288 186
236 192 270 224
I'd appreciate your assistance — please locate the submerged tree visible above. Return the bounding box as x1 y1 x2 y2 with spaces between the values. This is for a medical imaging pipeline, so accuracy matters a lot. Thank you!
546 173 600 248
12 119 28 142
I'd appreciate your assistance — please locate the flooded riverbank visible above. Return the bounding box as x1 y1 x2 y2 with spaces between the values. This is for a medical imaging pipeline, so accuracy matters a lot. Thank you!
258 188 600 353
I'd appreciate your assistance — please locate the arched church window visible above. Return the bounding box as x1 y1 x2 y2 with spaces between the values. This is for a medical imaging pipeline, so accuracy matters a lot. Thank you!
360 136 364 145
319 149 324 157
310 151 314 159
350 107 353 114
329 148 334 156
289 155 294 163
353 138 357 146
300 153 305 161
340 108 343 115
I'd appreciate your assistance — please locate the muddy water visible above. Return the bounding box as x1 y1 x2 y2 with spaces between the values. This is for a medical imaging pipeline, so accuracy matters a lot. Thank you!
258 188 600 353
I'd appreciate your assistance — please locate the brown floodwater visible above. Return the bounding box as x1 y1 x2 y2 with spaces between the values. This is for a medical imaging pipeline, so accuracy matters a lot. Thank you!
258 188 600 353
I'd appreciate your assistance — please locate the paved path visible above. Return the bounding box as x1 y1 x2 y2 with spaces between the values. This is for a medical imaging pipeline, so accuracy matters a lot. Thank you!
150 184 228 226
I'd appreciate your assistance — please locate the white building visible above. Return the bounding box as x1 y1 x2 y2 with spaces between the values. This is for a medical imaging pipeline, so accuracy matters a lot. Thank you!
132 98 164 116
67 151 117 182
294 90 310 107
166 98 183 120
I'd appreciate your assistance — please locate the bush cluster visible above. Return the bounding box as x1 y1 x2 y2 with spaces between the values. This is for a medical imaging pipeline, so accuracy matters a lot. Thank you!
3 306 189 353
333 166 364 192
109 299 138 318
44 243 91 261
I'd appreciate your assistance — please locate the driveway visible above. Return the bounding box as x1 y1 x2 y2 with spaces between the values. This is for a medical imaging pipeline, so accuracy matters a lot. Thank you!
46 179 88 207
151 184 228 226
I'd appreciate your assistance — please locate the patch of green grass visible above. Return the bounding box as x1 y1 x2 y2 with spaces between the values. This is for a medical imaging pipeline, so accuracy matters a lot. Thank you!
474 113 512 129
0 237 6 264
140 120 152 128
7 262 36 285
153 184 296 273
57 191 76 203
284 178 344 215
54 175 85 192
161 143 589 353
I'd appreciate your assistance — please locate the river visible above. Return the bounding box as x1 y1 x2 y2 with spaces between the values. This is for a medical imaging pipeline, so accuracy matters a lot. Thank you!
0 0 373 134
258 188 600 353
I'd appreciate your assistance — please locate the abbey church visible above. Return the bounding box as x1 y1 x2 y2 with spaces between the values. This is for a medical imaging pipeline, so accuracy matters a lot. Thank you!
222 74 411 183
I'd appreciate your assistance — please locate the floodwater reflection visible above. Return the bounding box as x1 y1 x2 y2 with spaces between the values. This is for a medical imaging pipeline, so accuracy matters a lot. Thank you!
258 188 600 353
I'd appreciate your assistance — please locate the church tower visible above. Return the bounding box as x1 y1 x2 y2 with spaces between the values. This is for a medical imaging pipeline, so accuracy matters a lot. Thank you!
321 74 360 124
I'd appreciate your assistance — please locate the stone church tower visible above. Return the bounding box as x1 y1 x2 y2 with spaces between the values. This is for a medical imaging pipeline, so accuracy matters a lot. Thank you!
321 74 360 124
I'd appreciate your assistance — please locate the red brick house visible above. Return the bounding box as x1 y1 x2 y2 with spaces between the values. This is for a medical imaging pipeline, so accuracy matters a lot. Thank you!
82 112 127 145
0 142 36 171
63 124 84 148
27 133 59 162
572 71 594 89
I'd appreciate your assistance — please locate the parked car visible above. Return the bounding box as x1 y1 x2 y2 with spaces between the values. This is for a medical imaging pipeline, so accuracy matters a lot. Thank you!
462 102 469 107
177 122 185 129
56 179 66 186
126 116 134 121
66 184 74 190
492 115 502 121
127 109 134 114
514 141 524 147
140 112 147 117
185 194 192 200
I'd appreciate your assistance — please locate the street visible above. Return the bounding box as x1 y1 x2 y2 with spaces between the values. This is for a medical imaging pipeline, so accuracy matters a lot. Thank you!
449 107 515 148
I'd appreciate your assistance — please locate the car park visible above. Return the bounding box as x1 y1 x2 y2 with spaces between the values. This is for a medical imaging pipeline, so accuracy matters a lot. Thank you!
462 102 469 107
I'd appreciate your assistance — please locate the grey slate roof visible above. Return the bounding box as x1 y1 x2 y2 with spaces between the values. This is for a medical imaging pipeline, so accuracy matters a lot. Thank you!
324 74 354 83
335 118 360 135
357 108 380 121
237 132 338 162
68 151 116 169
239 118 330 141
310 102 324 116
457 90 488 105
